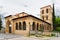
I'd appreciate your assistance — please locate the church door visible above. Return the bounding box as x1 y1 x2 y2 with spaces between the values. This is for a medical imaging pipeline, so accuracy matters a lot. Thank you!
9 27 11 33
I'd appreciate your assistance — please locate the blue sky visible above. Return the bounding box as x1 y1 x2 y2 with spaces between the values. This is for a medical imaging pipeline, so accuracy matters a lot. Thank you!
0 0 60 18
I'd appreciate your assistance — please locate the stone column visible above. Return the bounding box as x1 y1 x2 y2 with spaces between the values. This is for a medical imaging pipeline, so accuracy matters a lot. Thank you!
29 22 32 36
35 23 38 36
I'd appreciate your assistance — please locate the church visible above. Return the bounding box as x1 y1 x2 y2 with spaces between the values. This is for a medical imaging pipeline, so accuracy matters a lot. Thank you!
5 5 53 35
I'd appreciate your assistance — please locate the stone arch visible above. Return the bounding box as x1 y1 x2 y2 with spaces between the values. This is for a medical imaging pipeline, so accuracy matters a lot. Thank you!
23 21 26 30
16 23 18 30
6 20 12 33
37 23 39 30
7 20 11 27
32 22 35 30
46 8 48 13
19 22 22 30
40 24 44 31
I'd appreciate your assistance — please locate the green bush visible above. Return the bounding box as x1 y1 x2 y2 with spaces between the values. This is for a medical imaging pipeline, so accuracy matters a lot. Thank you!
56 27 60 32
30 34 35 36
51 33 55 36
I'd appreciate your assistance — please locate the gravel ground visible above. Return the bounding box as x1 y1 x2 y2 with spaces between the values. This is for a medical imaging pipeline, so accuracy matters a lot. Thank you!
0 33 22 40
7 37 60 40
0 33 60 40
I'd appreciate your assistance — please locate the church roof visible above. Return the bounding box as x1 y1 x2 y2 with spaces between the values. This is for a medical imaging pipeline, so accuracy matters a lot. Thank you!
40 5 52 9
5 15 12 18
5 12 28 18
14 12 28 16
12 15 51 25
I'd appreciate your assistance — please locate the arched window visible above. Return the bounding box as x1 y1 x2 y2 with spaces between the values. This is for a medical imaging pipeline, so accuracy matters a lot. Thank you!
37 23 39 30
40 24 44 31
46 15 48 20
42 10 44 14
40 24 41 30
40 24 42 30
7 20 11 27
42 24 44 30
32 22 35 30
19 22 22 30
16 23 18 30
23 21 26 30
46 9 48 13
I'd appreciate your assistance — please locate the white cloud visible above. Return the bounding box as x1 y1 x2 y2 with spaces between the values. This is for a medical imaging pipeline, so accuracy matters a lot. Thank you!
0 0 60 27
0 0 60 17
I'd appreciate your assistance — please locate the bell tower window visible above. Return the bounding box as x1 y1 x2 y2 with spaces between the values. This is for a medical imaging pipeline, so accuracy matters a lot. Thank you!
46 16 48 20
46 9 48 13
42 10 44 14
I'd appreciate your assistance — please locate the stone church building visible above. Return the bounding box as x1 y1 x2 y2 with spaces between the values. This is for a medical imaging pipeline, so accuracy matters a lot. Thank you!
5 5 53 35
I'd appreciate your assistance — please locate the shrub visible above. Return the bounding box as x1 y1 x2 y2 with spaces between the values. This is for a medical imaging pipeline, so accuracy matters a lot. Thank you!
55 27 60 32
51 33 55 36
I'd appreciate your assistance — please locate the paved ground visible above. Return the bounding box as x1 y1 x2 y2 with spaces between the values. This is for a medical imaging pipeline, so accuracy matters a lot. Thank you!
6 37 60 40
0 33 60 40
0 33 22 40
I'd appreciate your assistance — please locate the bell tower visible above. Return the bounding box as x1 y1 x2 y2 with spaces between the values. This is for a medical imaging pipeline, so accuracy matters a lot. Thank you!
40 5 53 24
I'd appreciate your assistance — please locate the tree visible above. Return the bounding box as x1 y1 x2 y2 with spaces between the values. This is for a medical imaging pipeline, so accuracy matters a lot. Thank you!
0 14 2 30
55 16 60 31
55 17 60 24
52 4 56 30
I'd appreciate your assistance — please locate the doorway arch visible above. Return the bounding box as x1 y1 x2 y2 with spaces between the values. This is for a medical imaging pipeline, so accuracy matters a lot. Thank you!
32 22 35 30
7 20 12 33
